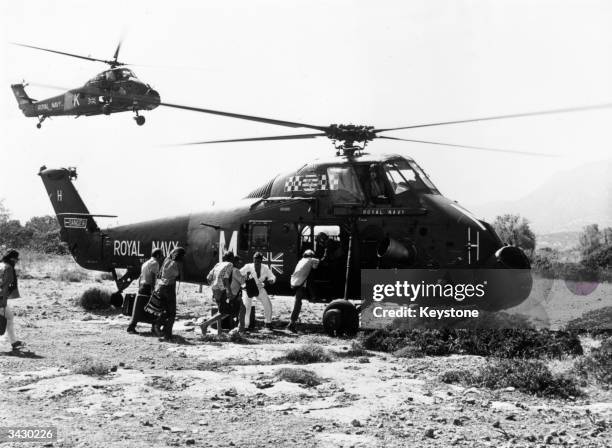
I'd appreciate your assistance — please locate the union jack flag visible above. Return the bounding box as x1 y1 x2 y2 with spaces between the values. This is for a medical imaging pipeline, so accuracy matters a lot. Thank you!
263 252 284 275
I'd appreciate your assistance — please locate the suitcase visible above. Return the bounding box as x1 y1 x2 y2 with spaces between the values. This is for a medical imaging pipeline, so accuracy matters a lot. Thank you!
121 293 136 317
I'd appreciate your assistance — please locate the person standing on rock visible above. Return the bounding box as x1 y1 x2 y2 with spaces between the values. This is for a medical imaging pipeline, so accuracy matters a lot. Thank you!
0 248 24 351
154 247 185 342
127 248 164 335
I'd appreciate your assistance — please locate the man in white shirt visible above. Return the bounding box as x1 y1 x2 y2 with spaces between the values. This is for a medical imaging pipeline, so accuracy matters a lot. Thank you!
127 248 164 334
286 249 319 333
240 252 276 332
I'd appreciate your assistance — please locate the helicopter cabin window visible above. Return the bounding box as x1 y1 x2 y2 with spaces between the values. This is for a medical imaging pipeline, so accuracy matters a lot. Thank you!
250 222 270 250
300 225 314 252
326 166 364 203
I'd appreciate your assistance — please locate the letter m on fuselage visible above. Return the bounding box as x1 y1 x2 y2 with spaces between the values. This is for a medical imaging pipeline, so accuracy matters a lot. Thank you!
219 230 237 263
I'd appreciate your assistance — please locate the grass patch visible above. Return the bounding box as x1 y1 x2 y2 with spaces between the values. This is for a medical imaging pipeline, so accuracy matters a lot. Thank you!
72 357 114 376
566 307 612 335
284 344 333 364
361 329 583 359
77 287 112 311
336 341 370 358
440 359 582 399
574 337 612 384
59 267 88 283
276 367 323 387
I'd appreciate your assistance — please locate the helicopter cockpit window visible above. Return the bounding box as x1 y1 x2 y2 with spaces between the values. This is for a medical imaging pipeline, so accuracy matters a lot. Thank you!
326 166 364 203
384 159 438 194
104 71 116 82
114 68 135 80
408 160 440 193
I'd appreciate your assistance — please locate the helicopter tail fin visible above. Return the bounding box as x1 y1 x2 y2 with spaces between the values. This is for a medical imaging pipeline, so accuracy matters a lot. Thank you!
11 84 34 107
11 83 37 117
38 166 100 238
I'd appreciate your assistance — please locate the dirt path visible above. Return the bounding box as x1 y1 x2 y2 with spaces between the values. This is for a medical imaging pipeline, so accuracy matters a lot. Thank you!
0 277 611 447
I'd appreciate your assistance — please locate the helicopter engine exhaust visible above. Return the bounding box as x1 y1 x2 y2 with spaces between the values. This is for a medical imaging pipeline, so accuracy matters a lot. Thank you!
377 237 417 266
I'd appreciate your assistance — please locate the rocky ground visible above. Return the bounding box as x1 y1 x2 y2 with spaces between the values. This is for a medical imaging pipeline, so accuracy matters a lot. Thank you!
0 254 611 447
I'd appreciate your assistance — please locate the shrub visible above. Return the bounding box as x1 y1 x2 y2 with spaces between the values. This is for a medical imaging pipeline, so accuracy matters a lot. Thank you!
73 358 113 376
566 307 612 334
97 272 114 281
362 329 583 359
276 368 322 387
441 359 582 399
336 341 369 358
574 337 612 384
285 344 332 364
77 288 111 310
59 268 88 283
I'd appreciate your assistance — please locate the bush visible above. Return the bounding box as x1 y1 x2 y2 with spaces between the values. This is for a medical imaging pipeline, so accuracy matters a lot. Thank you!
361 329 583 359
72 357 114 376
276 368 322 387
285 344 332 364
566 307 612 334
574 337 612 384
78 288 111 310
441 359 582 398
336 341 369 358
59 268 88 283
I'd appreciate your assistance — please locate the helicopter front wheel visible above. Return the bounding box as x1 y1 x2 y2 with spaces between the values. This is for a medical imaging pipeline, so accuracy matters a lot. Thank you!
134 115 145 126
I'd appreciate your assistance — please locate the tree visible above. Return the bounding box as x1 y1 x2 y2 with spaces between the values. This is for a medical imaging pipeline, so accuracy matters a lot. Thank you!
492 214 536 254
0 219 32 248
578 224 602 259
25 215 65 254
0 199 9 223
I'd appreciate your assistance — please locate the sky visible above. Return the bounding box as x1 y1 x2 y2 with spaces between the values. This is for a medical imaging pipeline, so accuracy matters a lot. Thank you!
1 0 611 226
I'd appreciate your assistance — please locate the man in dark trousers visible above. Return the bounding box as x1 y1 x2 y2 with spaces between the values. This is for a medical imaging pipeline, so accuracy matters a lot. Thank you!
155 247 185 342
286 249 319 333
127 248 164 335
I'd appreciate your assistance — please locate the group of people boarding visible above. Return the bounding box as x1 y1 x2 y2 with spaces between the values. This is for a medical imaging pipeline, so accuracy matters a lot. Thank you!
128 233 336 339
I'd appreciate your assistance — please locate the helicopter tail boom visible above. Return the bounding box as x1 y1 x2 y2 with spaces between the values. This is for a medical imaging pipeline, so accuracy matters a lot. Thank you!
11 83 34 108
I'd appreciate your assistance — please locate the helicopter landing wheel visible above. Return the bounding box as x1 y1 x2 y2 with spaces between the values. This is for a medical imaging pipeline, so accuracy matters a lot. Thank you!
102 104 112 115
322 299 359 337
36 123 41 129
134 115 145 126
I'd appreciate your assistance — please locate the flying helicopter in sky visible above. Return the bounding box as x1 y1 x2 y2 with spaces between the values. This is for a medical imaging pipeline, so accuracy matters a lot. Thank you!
37 96 612 335
10 41 161 127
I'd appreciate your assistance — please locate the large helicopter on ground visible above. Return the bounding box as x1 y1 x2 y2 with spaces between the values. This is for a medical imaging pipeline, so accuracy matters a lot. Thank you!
10 41 161 127
38 100 612 335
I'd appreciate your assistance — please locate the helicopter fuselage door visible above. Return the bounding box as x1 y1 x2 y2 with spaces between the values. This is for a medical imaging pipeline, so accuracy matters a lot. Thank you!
247 220 298 295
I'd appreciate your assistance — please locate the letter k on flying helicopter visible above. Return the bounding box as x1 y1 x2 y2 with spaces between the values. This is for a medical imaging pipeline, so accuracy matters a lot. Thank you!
37 91 612 335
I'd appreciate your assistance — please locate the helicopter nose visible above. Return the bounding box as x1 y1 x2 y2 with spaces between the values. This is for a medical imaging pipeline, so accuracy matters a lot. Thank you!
145 89 160 109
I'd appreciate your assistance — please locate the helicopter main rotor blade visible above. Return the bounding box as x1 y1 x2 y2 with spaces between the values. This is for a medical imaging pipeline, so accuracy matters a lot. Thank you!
377 136 557 157
158 102 327 131
174 133 327 146
375 103 612 132
11 42 122 66
112 40 122 65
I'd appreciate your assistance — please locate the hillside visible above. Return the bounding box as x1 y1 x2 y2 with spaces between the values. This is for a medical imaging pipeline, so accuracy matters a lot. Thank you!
469 160 612 234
